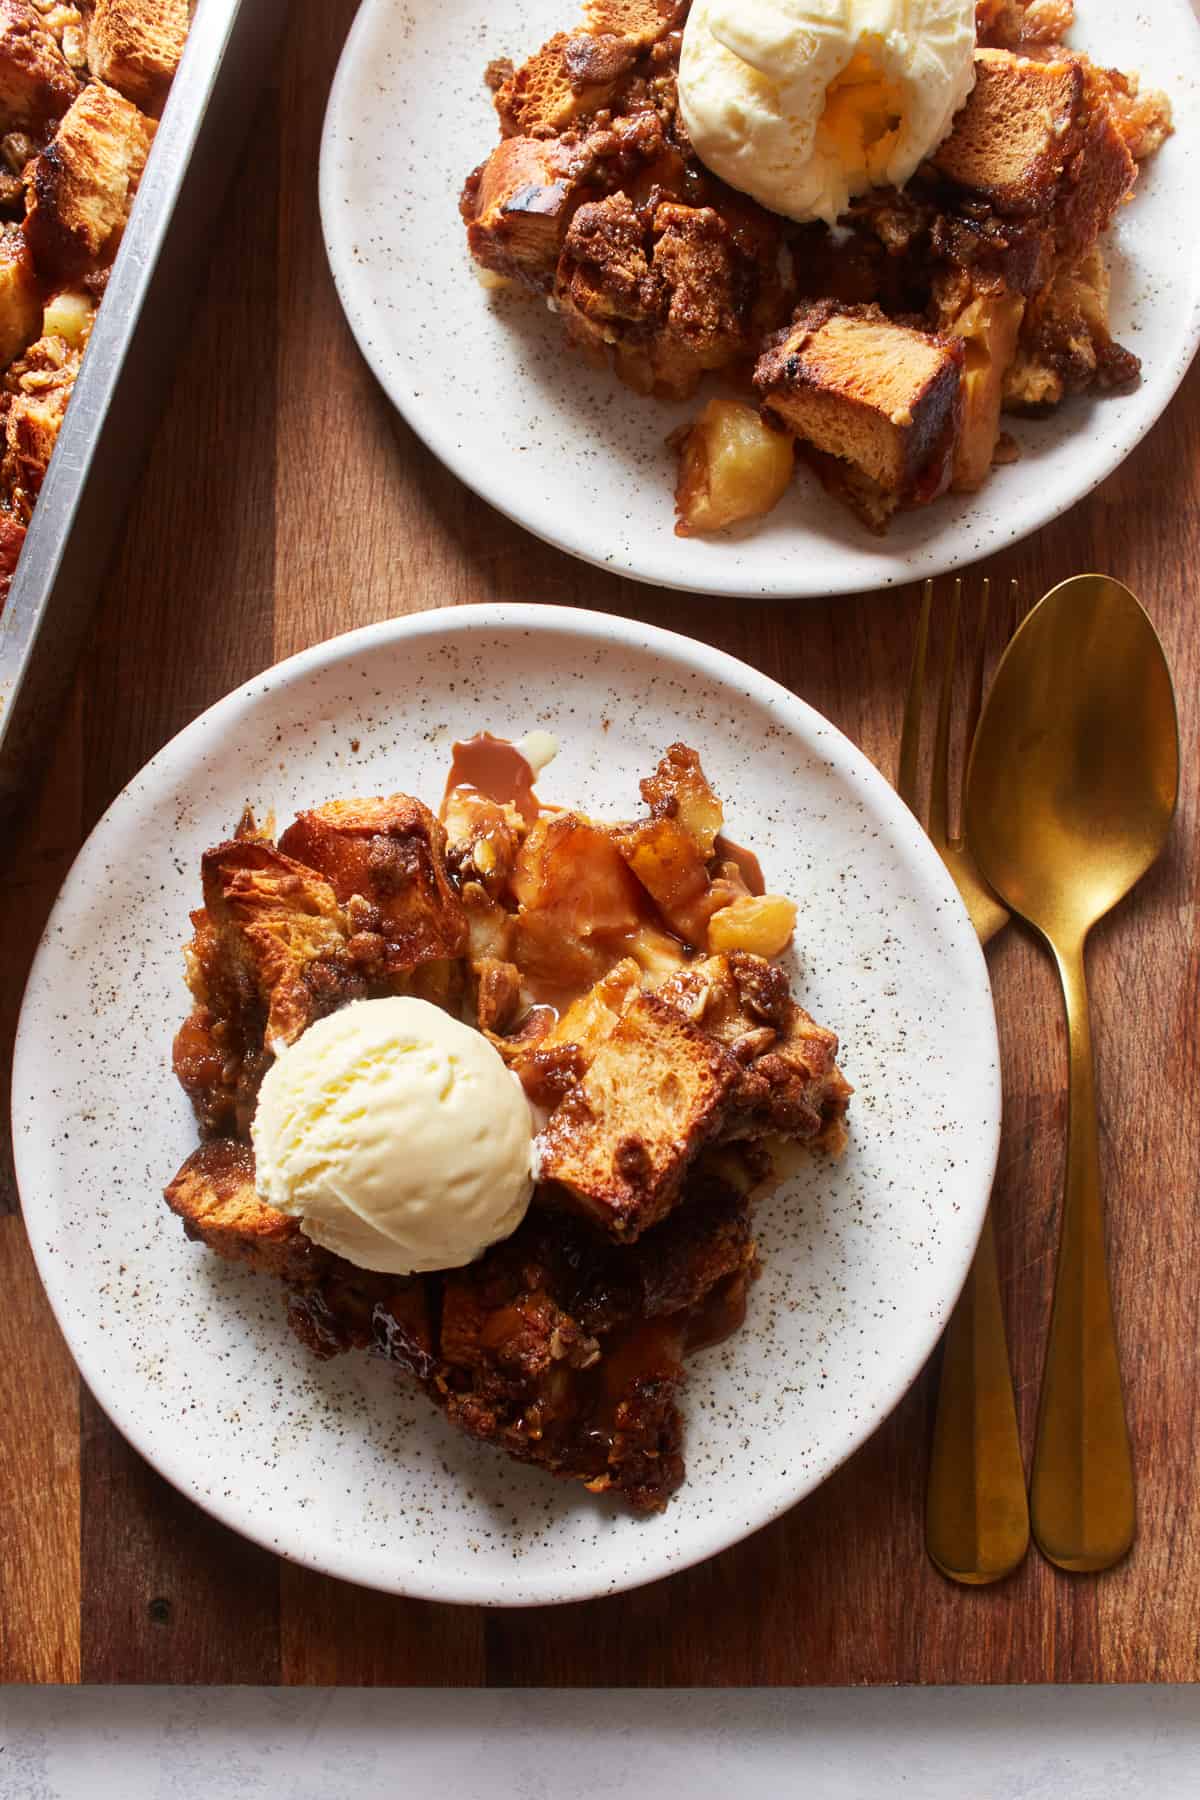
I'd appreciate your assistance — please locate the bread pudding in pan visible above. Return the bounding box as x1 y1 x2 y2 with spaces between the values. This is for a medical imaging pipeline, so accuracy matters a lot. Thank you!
0 1 189 614
460 0 1171 534
165 738 851 1514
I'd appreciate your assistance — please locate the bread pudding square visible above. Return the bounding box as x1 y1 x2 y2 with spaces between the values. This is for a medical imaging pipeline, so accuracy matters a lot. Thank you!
195 838 358 1050
659 951 854 1147
755 301 964 529
165 1139 329 1284
462 136 589 291
932 49 1135 266
0 0 79 126
278 795 468 979
538 990 741 1239
25 78 155 280
87 0 189 116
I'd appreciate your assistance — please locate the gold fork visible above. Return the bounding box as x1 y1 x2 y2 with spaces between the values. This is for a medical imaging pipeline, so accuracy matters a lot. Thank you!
899 576 1030 1585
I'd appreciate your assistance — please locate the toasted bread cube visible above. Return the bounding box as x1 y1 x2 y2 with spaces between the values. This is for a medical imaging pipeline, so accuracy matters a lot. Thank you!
25 79 155 282
462 136 585 293
933 50 1085 210
557 193 780 402
673 398 795 537
165 1140 327 1282
494 30 634 139
658 953 852 1149
87 0 187 116
932 50 1134 258
583 0 686 48
1004 243 1137 411
0 223 39 365
537 991 740 1240
755 302 964 519
200 840 352 1050
1 332 78 510
0 0 78 127
278 795 467 977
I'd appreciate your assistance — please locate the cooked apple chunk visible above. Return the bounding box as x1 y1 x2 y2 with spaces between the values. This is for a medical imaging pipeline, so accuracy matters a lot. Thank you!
707 893 797 958
673 399 794 537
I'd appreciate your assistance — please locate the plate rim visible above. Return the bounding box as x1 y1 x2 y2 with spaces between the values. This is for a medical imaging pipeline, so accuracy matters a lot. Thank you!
12 602 1002 1604
318 0 1200 600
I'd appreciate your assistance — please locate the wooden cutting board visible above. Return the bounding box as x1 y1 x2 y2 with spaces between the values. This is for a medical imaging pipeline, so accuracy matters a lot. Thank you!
2 0 1197 1686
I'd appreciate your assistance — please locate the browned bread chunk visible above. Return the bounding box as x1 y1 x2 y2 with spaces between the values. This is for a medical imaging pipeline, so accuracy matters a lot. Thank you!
278 794 468 978
1004 243 1137 410
165 1140 330 1283
431 1161 751 1511
461 136 588 292
557 191 782 400
936 49 1083 211
583 0 687 47
659 952 852 1148
755 302 964 525
537 991 740 1240
0 332 80 515
492 1 683 137
0 0 78 128
932 50 1135 257
198 839 356 1051
88 0 187 116
494 30 636 139
25 79 155 281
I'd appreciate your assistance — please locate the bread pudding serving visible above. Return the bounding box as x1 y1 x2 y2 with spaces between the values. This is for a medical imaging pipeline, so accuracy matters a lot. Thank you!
164 736 851 1514
0 0 189 614
460 0 1171 535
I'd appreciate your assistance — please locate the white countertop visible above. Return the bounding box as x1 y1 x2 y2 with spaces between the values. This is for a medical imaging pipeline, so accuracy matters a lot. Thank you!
3 1686 1199 1798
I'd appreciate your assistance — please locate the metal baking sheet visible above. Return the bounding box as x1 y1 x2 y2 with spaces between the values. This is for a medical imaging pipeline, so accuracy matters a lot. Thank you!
0 0 288 815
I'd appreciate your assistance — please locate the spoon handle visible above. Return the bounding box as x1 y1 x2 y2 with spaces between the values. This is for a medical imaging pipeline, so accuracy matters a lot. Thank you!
1031 937 1135 1572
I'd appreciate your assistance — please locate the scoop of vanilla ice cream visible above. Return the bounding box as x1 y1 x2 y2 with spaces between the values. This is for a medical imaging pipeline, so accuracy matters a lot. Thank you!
679 0 976 227
252 997 534 1275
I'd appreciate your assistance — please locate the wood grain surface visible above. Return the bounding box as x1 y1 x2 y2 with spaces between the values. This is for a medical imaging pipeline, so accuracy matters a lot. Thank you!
2 0 1198 1686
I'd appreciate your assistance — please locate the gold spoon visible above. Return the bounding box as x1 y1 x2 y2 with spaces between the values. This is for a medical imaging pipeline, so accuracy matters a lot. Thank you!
965 575 1179 1573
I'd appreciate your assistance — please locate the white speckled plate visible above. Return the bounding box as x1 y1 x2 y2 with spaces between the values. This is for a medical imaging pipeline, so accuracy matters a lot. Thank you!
320 0 1200 598
13 606 1000 1604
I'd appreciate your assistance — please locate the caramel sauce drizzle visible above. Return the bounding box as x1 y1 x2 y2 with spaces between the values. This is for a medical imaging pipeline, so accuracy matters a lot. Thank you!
442 732 540 823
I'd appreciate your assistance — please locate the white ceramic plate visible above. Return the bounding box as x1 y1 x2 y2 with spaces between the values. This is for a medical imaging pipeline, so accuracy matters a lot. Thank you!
14 606 1000 1605
320 0 1200 598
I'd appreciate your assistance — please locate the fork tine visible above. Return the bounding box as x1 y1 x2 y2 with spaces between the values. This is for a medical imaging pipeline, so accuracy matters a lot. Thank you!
899 578 933 811
929 577 961 849
963 575 992 778
1012 574 1026 628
